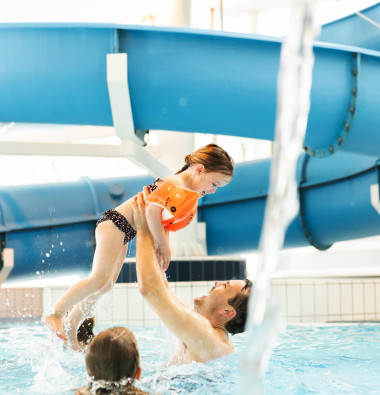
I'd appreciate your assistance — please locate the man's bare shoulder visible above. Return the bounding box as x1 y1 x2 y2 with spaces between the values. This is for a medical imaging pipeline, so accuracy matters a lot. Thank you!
181 318 234 363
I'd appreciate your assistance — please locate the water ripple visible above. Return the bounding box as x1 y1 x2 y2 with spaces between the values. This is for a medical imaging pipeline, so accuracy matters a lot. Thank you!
0 322 380 394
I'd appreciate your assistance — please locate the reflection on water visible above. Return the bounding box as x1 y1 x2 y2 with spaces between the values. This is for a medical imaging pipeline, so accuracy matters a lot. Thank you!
1 323 380 394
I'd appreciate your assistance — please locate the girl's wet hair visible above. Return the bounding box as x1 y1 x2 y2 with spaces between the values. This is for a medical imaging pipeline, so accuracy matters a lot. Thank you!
176 143 234 176
85 326 140 382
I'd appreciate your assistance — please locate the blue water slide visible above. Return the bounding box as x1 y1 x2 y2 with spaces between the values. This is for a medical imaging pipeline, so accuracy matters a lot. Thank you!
317 3 380 50
0 16 380 278
0 21 380 157
200 152 380 255
0 176 153 277
0 153 379 278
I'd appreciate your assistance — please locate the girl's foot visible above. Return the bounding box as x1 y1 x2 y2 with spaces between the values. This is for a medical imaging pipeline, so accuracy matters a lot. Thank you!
43 314 68 341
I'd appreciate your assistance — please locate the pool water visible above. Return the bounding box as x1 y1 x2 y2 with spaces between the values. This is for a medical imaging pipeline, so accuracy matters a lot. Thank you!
1 322 380 394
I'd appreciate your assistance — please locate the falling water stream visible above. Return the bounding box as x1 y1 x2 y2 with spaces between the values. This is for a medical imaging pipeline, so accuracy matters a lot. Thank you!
240 1 320 393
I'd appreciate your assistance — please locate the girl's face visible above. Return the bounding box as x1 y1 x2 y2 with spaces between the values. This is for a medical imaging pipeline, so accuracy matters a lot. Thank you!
191 165 232 197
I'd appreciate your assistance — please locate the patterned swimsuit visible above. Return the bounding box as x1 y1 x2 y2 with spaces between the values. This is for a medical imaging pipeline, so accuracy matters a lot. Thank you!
95 179 161 244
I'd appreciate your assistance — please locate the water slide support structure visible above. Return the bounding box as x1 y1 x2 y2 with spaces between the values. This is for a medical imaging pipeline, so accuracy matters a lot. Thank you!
106 52 171 178
371 184 380 215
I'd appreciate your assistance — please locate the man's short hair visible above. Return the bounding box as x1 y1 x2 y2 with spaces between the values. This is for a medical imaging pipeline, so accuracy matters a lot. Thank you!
224 279 253 335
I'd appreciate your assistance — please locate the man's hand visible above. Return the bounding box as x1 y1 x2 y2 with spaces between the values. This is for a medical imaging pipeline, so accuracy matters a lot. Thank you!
131 191 150 232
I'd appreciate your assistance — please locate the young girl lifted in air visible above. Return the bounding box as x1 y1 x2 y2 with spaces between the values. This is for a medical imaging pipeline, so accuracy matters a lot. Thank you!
44 143 234 351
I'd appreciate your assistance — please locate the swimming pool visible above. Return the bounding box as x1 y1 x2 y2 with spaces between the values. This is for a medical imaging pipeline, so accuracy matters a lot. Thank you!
1 322 379 394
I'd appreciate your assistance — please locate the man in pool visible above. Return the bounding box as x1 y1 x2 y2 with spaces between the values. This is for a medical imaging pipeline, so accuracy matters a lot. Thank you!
131 189 252 364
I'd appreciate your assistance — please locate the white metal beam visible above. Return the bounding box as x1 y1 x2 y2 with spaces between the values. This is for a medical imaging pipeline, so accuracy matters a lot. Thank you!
120 140 171 178
0 124 116 143
106 52 171 177
107 53 143 145
0 141 124 157
370 183 380 215
0 140 171 178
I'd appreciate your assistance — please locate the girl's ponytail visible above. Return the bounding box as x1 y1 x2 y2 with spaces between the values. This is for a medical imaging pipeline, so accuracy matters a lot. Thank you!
175 154 192 174
175 144 234 176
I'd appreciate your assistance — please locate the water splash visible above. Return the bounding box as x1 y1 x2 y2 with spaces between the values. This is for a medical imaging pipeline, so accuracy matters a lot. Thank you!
240 1 320 393
127 238 133 257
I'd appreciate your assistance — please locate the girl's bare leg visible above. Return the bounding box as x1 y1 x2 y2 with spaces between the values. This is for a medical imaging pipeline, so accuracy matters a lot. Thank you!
44 221 125 342
66 243 128 351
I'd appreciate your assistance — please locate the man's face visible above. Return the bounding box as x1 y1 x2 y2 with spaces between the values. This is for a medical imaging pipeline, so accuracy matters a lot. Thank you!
194 280 249 313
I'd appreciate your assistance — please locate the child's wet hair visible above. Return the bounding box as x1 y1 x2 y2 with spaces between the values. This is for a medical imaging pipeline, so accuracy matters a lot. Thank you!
176 143 234 176
85 326 140 382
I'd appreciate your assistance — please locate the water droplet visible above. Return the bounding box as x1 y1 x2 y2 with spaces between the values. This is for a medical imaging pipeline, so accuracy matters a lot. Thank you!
179 97 188 107
45 253 50 258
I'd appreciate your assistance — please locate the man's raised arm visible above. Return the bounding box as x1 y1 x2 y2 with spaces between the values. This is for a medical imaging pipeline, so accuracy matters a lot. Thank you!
131 192 231 362
132 191 168 297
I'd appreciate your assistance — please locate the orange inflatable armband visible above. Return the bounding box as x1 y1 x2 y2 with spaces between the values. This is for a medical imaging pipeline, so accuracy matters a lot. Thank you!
146 180 199 232
164 207 197 231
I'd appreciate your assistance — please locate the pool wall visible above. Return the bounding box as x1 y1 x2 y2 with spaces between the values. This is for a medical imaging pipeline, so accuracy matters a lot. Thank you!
2 275 380 325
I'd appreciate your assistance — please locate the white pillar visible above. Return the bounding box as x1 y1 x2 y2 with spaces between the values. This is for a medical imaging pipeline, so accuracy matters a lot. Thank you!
250 11 258 34
153 0 192 27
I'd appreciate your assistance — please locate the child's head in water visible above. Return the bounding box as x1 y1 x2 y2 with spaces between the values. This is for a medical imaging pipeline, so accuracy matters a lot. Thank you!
76 326 144 394
176 143 234 197
85 326 141 382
